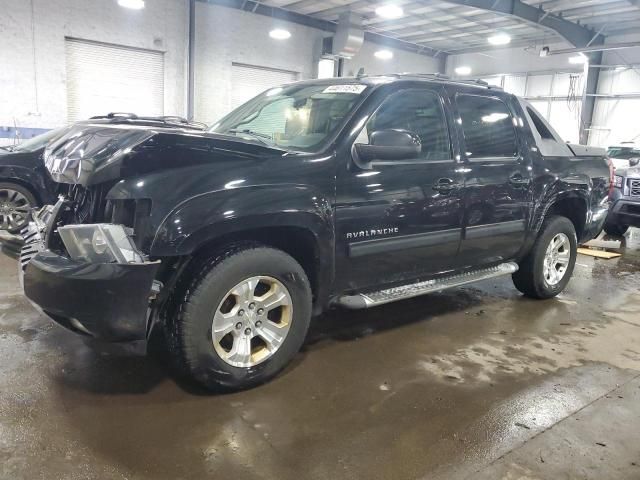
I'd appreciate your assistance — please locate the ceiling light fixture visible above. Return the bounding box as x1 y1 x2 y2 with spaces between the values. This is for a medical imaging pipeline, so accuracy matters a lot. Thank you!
117 0 145 9
488 33 511 46
375 4 404 19
374 49 393 60
269 28 291 40
569 54 587 64
455 66 472 76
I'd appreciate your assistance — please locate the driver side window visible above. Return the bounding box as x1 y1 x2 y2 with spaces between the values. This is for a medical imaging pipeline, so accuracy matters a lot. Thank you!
360 89 452 161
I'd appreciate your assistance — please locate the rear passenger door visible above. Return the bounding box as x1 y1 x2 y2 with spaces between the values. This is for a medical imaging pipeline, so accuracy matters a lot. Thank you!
451 92 532 267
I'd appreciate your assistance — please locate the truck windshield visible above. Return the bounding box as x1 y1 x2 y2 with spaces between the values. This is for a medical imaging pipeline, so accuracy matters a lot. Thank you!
209 83 368 152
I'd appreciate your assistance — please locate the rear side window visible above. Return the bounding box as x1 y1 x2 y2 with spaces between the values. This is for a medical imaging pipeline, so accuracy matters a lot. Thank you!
527 107 554 140
456 95 518 158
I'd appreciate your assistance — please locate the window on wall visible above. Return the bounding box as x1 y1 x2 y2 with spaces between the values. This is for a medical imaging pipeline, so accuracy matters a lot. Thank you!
456 95 517 158
363 89 451 161
483 71 583 144
589 68 640 147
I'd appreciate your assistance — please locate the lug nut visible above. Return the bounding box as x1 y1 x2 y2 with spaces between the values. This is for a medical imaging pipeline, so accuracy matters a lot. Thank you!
235 322 242 329
244 328 252 335
255 320 262 328
248 302 255 310
238 309 245 317
257 308 264 315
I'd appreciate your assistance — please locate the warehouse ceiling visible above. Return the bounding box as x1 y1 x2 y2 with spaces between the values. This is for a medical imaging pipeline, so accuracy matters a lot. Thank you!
258 0 640 53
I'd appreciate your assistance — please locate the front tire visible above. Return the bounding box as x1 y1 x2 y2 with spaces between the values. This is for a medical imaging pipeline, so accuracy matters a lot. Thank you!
603 218 628 237
513 216 577 299
166 245 312 391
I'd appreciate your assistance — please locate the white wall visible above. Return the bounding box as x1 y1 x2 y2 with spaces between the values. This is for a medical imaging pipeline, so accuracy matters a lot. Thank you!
0 0 453 132
0 0 188 130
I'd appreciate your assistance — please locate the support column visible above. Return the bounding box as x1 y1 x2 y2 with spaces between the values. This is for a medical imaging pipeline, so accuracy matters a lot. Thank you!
580 51 602 145
187 0 196 121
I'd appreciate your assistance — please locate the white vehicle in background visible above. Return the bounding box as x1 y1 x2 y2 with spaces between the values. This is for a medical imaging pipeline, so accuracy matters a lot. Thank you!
607 142 640 170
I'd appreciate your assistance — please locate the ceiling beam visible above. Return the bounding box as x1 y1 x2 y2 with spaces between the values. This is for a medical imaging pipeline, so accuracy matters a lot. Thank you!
440 0 604 47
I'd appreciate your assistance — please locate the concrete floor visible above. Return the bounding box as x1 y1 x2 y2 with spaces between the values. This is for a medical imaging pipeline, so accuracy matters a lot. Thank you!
1 231 640 480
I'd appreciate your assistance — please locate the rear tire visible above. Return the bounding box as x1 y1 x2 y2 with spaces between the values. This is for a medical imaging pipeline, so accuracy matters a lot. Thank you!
512 215 577 299
0 182 38 234
165 244 312 391
603 219 628 237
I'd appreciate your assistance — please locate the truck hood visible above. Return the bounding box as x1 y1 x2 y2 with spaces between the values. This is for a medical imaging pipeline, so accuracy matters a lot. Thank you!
44 123 286 186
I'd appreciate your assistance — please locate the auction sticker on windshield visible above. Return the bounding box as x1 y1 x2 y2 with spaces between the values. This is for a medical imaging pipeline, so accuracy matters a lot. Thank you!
323 85 367 94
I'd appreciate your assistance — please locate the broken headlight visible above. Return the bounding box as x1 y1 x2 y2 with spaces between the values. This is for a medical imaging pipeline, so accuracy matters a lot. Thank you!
57 224 144 264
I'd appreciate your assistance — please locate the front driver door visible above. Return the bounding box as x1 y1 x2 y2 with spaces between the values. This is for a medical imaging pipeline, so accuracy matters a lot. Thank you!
334 86 465 292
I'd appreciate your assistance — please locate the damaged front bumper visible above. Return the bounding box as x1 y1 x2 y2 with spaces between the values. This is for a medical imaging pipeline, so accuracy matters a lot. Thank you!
20 203 160 341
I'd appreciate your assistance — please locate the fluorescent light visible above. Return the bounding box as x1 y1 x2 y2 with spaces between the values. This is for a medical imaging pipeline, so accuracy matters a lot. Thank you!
117 0 145 9
374 49 393 60
375 4 403 19
569 54 587 64
455 66 472 76
488 33 511 46
269 29 291 40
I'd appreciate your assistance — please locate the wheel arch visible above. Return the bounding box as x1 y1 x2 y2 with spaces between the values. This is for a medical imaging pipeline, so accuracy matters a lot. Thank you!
0 174 43 205
151 186 336 314
535 189 589 241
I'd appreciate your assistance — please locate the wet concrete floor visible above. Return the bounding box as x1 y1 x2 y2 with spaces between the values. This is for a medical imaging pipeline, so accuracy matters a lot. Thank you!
1 230 639 479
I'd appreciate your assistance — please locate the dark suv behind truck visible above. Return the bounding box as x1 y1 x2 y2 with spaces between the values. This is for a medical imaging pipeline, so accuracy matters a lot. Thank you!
17 75 610 390
604 162 640 236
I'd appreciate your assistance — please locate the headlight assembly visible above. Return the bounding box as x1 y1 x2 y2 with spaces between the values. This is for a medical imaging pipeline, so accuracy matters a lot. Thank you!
57 224 144 264
614 175 624 188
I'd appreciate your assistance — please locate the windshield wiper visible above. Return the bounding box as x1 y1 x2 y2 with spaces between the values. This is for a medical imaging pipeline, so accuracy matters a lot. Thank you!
0 146 14 152
227 129 273 145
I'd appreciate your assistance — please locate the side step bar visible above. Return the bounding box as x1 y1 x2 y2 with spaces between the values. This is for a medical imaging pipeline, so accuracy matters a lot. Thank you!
337 262 519 309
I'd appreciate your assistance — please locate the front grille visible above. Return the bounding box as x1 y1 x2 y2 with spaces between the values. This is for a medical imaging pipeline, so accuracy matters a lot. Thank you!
63 184 110 225
630 179 640 197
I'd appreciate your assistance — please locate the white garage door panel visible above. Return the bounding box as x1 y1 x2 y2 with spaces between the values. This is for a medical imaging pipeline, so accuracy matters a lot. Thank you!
66 39 164 122
230 63 298 110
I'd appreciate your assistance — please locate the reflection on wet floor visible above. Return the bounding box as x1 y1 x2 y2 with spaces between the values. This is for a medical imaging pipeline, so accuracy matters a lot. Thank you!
0 229 639 479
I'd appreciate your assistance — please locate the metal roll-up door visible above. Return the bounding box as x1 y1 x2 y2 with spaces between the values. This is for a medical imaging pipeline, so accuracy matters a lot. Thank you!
230 63 298 110
65 38 164 122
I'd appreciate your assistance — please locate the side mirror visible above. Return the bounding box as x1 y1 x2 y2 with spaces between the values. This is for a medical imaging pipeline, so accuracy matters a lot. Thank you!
629 157 639 167
354 129 421 164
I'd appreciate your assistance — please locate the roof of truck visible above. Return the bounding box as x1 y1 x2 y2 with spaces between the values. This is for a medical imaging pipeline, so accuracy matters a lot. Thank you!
289 73 505 92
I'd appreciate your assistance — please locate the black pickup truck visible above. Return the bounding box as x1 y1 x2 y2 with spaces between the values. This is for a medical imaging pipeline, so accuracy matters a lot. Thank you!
18 75 610 390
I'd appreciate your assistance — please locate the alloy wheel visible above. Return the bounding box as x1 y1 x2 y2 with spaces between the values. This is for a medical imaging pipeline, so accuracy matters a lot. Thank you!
0 188 32 231
543 232 571 286
212 276 293 368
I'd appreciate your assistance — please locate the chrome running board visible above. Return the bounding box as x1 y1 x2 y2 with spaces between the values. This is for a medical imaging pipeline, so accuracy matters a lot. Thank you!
337 262 519 309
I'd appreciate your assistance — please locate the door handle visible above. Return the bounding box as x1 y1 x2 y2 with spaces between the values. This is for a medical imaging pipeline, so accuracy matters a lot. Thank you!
432 178 460 193
509 173 530 187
